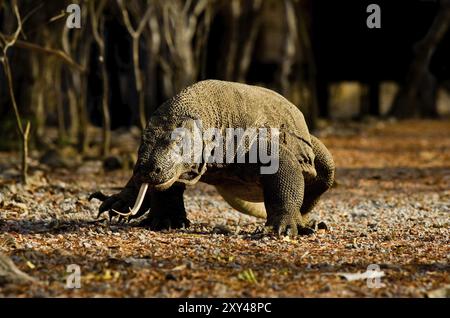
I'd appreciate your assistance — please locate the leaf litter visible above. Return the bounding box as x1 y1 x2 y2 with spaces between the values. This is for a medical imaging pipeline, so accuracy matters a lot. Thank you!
0 119 448 297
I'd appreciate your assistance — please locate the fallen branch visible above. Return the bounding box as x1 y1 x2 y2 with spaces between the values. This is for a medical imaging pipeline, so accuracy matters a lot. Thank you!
0 252 36 285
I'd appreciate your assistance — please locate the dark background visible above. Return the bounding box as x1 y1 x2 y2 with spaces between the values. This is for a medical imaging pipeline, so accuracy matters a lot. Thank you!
0 0 449 150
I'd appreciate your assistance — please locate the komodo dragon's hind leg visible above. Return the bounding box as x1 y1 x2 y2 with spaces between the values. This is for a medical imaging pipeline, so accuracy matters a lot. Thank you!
260 148 305 236
300 135 335 222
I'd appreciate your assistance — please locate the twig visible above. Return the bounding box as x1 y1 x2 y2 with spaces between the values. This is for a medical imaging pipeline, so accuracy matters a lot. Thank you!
7 38 85 72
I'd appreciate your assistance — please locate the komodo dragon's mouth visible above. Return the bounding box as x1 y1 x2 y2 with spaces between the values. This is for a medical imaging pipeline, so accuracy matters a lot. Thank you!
153 176 178 190
111 178 176 217
154 164 206 190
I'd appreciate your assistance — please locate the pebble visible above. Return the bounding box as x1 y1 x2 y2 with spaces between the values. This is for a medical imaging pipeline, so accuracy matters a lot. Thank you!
317 221 328 230
165 273 177 281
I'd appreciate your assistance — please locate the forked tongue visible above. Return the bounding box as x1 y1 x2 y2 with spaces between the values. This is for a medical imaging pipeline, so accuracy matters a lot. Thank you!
112 183 149 216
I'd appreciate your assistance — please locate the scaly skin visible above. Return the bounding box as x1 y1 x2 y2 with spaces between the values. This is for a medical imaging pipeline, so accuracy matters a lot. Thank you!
89 80 335 236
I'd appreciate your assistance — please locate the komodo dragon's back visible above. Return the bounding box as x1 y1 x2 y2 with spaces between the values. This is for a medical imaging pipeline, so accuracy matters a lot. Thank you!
155 80 316 178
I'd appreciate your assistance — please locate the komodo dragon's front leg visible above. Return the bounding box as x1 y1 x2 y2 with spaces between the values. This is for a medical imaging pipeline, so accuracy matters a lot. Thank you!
261 148 305 236
139 185 189 230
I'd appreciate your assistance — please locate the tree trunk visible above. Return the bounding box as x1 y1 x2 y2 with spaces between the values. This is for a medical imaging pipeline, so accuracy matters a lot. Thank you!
390 1 450 118
90 0 110 157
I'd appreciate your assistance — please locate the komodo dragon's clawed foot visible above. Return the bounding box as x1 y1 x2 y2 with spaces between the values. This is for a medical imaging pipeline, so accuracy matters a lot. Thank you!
255 215 315 237
139 213 190 231
136 185 188 231
88 187 149 223
302 217 329 232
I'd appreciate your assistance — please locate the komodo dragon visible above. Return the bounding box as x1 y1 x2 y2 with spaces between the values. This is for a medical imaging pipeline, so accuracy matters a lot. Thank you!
90 80 335 236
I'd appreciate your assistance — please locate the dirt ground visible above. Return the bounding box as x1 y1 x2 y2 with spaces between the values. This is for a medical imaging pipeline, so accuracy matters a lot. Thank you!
0 119 448 297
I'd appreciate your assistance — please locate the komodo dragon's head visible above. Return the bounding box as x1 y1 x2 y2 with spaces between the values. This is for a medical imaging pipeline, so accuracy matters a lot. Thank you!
137 115 206 189
114 116 206 217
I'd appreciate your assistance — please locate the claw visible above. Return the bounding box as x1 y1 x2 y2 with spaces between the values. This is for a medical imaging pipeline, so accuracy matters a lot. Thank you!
163 221 172 231
277 225 284 236
256 225 273 235
97 207 110 219
298 226 315 236
118 215 129 224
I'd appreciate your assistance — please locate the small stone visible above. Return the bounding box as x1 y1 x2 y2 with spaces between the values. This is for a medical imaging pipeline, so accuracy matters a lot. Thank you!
298 227 315 236
212 224 233 235
319 284 331 293
317 221 328 230
165 273 177 281
426 285 450 298
271 284 282 291
212 283 229 297
124 257 151 267
186 261 194 269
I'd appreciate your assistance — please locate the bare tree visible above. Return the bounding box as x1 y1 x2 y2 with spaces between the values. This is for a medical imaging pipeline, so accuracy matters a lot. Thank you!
0 1 30 183
90 0 110 157
213 0 264 83
295 1 319 129
117 0 153 130
156 0 213 97
145 5 162 116
62 20 79 144
223 0 241 81
236 0 262 82
278 0 297 97
390 0 450 118
62 2 91 153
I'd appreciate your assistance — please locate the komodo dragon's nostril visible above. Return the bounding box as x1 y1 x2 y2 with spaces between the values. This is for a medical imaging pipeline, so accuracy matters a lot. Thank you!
154 166 162 174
